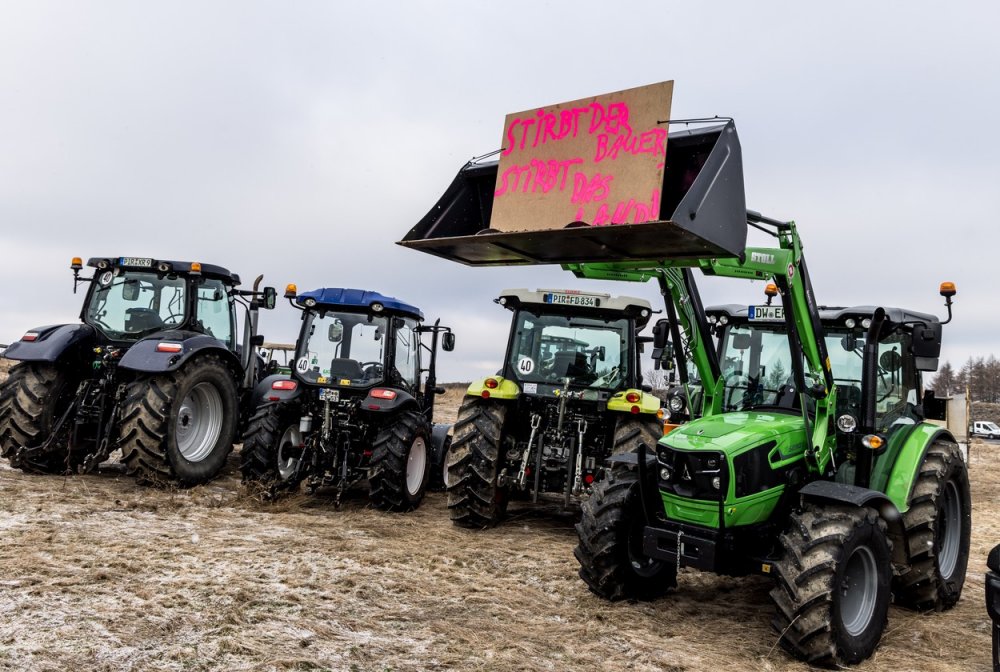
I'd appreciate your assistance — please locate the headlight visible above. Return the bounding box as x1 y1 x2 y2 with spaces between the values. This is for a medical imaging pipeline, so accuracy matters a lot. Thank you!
711 476 721 490
304 298 317 307
836 414 858 433
668 395 685 413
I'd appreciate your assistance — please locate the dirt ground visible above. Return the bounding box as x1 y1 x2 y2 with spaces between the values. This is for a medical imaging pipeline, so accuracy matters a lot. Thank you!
0 377 997 671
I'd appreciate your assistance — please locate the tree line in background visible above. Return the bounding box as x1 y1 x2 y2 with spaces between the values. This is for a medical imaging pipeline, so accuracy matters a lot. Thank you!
930 356 1000 402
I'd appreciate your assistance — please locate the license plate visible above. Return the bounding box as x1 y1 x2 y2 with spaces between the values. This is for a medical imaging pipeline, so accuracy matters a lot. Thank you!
544 292 599 307
747 305 784 321
119 257 153 267
319 388 340 402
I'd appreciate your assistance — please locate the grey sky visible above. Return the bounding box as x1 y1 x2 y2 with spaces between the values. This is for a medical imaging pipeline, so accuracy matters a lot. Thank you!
1 1 998 382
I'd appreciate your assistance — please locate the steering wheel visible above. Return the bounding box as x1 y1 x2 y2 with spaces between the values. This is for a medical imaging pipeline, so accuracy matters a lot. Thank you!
360 361 384 378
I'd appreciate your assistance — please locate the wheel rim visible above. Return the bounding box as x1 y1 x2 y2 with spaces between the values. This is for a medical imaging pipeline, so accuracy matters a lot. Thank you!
840 545 878 637
277 425 303 480
937 479 962 578
175 382 224 462
406 436 427 496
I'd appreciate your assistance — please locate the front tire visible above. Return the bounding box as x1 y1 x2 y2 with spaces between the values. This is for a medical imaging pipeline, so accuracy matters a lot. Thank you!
771 504 892 666
0 363 80 473
240 402 305 487
369 410 431 512
574 466 677 600
894 439 971 611
446 397 509 528
120 355 239 486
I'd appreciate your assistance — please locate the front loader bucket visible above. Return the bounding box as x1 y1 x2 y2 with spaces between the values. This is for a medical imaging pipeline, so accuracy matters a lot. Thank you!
399 121 747 266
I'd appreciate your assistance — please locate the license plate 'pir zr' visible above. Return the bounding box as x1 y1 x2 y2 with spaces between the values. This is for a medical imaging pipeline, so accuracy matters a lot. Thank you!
119 257 154 267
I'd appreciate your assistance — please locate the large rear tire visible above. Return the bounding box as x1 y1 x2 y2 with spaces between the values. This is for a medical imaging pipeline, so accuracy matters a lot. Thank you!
574 466 677 600
612 415 663 456
0 363 80 473
893 439 971 611
771 504 892 666
240 402 304 487
447 396 509 528
120 355 238 486
369 410 431 512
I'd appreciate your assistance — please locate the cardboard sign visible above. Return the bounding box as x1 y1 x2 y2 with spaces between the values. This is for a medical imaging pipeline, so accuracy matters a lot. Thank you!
490 81 673 233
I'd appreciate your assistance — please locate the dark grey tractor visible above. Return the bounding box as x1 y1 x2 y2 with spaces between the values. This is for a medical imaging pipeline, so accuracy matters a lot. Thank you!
0 256 276 485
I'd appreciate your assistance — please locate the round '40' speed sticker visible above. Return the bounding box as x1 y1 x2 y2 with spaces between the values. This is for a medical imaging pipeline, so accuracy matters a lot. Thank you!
517 356 535 374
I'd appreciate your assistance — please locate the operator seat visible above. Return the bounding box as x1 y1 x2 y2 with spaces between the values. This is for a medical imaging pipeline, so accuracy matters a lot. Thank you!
329 358 364 380
125 307 163 333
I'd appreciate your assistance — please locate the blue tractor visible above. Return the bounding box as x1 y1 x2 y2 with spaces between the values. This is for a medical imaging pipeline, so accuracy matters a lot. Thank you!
241 286 455 511
0 256 276 484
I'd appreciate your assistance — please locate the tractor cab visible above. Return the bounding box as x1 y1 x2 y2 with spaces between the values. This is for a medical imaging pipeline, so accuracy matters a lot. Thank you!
78 257 242 346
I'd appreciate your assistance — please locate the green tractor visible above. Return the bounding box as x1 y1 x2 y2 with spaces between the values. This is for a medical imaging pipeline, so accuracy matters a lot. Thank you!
447 288 663 527
401 120 971 664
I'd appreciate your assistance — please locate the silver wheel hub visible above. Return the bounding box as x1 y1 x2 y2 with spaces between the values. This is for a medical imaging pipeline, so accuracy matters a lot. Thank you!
840 545 878 637
175 382 224 462
277 425 303 481
937 480 962 578
406 436 427 496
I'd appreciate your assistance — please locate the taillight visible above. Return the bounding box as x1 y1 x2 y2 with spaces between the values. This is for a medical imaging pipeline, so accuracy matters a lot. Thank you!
485 378 499 389
625 392 641 403
156 342 183 353
272 380 297 391
22 332 39 342
371 388 397 400
630 405 640 414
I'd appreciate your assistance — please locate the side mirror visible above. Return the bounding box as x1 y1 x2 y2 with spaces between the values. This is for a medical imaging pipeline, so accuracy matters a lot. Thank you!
651 319 673 370
328 321 343 342
841 334 858 352
597 345 606 362
652 319 670 350
879 350 902 372
263 287 277 310
122 280 140 302
442 332 456 352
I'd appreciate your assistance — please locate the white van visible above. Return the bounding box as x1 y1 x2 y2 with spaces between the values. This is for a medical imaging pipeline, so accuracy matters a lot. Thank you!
971 420 1000 439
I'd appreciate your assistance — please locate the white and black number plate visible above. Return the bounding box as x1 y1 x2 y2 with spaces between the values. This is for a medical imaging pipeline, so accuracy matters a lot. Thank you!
119 257 154 267
544 292 599 307
747 305 784 321
319 388 340 402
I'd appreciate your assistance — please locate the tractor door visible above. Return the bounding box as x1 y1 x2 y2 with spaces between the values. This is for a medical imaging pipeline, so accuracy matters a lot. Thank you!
195 279 237 350
393 317 421 394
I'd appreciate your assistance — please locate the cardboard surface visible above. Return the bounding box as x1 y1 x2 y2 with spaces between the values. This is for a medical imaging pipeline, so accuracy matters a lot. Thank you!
491 81 673 233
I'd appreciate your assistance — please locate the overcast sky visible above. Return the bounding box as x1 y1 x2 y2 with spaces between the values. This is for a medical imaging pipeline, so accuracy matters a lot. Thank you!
1 1 998 382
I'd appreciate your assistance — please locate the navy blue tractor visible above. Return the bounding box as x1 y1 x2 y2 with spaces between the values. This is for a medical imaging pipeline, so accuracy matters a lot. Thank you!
241 286 455 511
0 256 276 485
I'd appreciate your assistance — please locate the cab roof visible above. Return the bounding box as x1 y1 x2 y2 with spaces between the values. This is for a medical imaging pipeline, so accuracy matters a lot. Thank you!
296 288 423 320
87 257 239 284
706 304 940 326
499 288 653 328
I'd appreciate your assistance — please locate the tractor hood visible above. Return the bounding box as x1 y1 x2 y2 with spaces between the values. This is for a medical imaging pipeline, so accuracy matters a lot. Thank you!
399 122 748 266
663 411 805 458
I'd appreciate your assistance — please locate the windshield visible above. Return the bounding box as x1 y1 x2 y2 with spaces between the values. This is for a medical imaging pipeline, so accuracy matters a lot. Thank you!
508 311 628 389
85 270 187 340
720 323 798 412
296 311 387 387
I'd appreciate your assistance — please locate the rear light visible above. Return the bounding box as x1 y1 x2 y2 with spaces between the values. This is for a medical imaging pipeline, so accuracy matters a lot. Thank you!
625 392 641 403
22 332 39 342
584 474 595 484
371 388 397 400
485 378 499 389
481 390 491 399
271 380 297 391
630 405 640 414
155 342 183 353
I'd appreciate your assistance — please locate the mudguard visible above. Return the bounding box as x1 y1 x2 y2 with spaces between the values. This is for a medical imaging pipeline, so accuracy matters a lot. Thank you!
466 376 520 400
2 324 96 363
363 387 418 413
252 374 303 407
875 424 955 513
430 423 453 488
119 331 241 374
798 480 907 565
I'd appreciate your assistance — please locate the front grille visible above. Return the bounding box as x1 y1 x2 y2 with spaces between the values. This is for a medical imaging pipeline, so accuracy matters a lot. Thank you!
657 447 727 501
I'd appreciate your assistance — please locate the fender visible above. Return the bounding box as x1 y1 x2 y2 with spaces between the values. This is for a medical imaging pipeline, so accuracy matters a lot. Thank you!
607 388 661 415
875 423 955 514
119 331 241 374
467 376 520 400
430 422 453 485
3 324 96 363
363 387 418 413
252 374 303 407
798 480 908 565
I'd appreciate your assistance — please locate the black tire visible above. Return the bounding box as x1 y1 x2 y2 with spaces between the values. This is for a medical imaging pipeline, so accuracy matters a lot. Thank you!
369 410 431 512
574 466 677 600
893 439 971 611
611 415 663 456
240 402 305 486
446 396 509 528
119 355 239 486
0 363 80 473
771 504 892 666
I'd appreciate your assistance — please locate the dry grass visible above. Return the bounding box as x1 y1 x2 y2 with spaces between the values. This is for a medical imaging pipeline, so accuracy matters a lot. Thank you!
0 399 997 671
